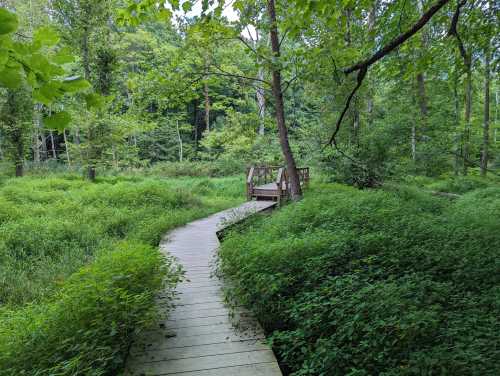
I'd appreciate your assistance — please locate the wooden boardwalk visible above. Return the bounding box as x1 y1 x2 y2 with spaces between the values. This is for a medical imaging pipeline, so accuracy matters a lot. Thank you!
125 201 282 376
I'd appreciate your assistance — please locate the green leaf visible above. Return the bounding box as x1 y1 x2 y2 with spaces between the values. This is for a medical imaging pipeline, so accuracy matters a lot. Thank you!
158 8 172 22
53 47 75 64
182 1 192 12
34 26 60 47
0 8 18 35
62 76 91 93
34 81 62 105
43 111 71 132
0 66 23 89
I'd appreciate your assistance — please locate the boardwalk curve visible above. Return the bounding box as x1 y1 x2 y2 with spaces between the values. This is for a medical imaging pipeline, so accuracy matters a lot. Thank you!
125 201 282 376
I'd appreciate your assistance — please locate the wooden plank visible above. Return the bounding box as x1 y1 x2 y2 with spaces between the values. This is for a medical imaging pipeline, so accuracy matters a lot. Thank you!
130 331 265 354
131 340 271 363
138 363 282 376
127 350 277 375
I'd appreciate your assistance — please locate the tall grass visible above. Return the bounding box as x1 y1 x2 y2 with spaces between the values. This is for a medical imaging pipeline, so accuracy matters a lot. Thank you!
0 174 243 375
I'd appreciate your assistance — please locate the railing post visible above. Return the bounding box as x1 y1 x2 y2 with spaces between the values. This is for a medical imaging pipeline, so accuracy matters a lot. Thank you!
247 166 255 201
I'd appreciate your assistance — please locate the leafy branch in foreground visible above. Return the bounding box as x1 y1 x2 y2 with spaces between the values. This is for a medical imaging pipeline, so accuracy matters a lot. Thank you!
0 6 98 131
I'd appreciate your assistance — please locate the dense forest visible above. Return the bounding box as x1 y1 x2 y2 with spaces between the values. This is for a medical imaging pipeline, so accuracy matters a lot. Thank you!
0 0 499 375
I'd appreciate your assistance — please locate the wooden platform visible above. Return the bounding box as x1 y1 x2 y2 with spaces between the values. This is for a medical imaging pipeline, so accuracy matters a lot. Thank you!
247 166 309 203
125 201 282 376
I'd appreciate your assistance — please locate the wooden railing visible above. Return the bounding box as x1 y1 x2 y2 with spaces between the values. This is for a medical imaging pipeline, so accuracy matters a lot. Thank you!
247 165 310 202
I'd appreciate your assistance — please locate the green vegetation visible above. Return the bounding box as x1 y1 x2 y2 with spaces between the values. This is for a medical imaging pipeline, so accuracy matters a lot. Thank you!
0 0 499 374
0 173 242 375
219 181 500 375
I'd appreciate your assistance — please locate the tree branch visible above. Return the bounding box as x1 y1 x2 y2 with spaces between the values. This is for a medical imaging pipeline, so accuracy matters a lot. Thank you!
448 0 469 64
328 0 452 147
209 63 272 86
328 67 367 146
344 0 451 75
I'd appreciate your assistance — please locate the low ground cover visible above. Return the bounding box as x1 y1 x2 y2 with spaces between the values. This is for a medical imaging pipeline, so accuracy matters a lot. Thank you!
219 180 500 375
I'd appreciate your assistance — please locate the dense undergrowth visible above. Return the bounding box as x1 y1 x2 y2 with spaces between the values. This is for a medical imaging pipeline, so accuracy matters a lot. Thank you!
219 179 500 375
0 173 243 375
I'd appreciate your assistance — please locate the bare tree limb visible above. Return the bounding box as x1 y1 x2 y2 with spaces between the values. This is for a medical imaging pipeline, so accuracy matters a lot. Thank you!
344 0 451 75
328 0 452 147
210 63 272 85
448 0 469 64
328 66 367 145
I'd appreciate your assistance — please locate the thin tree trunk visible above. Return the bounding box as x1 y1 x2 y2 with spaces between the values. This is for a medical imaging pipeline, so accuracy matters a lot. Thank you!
266 0 302 200
413 0 429 164
366 0 378 126
204 81 210 133
453 69 461 175
49 131 57 159
463 55 472 175
32 105 41 164
411 121 417 161
63 128 71 167
13 127 23 177
176 119 183 162
481 45 491 176
257 66 266 135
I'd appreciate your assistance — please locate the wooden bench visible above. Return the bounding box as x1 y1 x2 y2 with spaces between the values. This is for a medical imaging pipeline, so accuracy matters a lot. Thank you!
246 165 309 204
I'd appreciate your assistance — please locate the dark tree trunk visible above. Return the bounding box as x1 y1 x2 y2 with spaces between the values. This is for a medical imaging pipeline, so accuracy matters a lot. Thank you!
266 0 302 200
481 45 491 176
14 127 23 177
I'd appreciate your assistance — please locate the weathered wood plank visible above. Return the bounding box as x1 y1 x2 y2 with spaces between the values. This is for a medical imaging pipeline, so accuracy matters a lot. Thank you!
130 331 265 354
131 340 271 363
127 350 277 375
147 363 282 376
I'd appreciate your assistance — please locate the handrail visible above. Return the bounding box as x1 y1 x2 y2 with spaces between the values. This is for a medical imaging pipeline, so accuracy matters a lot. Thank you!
247 165 309 203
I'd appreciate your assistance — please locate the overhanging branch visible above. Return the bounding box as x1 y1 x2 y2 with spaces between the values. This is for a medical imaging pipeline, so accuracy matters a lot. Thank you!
328 0 452 146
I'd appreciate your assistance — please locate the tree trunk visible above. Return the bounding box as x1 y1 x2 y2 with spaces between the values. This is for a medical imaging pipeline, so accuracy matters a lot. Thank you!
481 45 490 176
463 55 472 175
204 81 210 133
411 121 417 162
266 0 302 200
13 127 23 177
49 131 57 159
32 105 41 164
176 119 183 162
257 66 266 135
453 68 461 175
366 0 378 127
63 128 71 167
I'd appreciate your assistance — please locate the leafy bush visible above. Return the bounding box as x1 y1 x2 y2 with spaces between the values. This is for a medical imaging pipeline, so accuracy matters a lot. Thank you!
219 183 500 375
0 242 179 376
0 174 243 374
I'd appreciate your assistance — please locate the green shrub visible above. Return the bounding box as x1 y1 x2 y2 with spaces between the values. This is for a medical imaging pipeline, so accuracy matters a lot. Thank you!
0 242 179 376
219 183 500 375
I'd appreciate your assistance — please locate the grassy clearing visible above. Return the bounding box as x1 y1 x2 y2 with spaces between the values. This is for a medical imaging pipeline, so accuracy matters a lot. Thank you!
0 173 243 375
219 181 500 375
